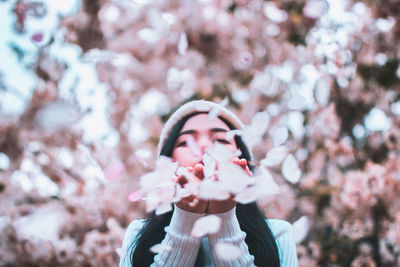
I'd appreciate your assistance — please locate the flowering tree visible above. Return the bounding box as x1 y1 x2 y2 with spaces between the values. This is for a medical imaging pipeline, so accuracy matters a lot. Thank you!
0 0 399 266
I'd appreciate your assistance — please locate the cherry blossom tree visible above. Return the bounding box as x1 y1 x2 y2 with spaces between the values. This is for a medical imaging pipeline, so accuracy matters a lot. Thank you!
0 0 399 266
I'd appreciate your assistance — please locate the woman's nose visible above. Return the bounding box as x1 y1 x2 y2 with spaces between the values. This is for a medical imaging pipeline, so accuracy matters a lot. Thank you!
197 136 213 151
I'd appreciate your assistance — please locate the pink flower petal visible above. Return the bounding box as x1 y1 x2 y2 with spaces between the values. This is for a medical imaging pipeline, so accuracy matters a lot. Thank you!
178 32 188 55
198 179 230 200
150 243 172 254
218 163 251 194
202 153 216 179
104 161 125 181
115 247 124 258
128 190 144 202
272 126 289 146
186 135 203 157
293 216 309 244
234 186 259 204
282 154 302 183
260 146 288 167
226 129 242 140
208 98 228 120
205 143 236 164
191 215 222 237
155 202 172 215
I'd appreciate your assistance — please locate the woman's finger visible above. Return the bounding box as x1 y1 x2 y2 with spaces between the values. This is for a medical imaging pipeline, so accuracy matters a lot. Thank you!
193 163 205 180
232 158 247 170
232 158 252 176
176 174 188 187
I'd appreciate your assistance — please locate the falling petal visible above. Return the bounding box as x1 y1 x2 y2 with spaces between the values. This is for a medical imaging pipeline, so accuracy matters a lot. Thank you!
292 216 309 244
155 156 179 173
241 112 270 149
150 243 172 254
208 98 228 120
226 129 242 140
256 167 280 196
214 242 242 260
202 153 217 179
128 190 144 202
234 186 259 204
261 146 288 167
138 156 178 213
208 106 222 120
198 179 230 200
104 161 125 181
176 166 191 177
135 149 151 168
187 135 203 157
219 97 229 107
272 126 289 146
155 202 172 215
235 167 279 203
282 154 301 183
205 143 236 164
115 247 124 258
166 67 183 90
251 112 270 133
175 184 191 200
145 193 161 213
191 215 222 237
218 163 251 194
178 32 188 55
286 111 305 140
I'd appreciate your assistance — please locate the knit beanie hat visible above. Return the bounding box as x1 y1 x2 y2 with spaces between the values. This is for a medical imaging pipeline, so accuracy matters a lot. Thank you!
157 100 246 157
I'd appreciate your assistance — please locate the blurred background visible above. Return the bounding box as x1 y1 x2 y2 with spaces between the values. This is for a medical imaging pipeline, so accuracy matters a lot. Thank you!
0 0 399 266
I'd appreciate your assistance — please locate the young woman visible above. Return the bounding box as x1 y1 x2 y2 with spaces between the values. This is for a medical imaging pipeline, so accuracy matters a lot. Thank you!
119 100 298 267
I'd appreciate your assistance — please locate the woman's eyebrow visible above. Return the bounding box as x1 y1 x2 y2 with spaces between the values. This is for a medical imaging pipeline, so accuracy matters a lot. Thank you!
177 128 227 137
210 128 228 133
177 129 197 137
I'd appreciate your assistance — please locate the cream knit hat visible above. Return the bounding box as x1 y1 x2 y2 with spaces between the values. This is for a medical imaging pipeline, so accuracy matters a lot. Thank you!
157 100 246 156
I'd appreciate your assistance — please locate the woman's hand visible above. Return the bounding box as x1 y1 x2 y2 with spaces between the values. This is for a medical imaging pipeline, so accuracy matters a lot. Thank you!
175 158 252 214
207 157 252 214
232 157 252 176
175 164 208 214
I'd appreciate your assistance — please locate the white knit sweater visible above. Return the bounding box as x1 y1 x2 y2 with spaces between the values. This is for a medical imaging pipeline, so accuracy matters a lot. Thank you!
119 206 298 267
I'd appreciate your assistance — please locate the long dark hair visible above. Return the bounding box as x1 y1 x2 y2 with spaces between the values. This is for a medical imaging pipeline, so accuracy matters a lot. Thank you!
130 111 280 267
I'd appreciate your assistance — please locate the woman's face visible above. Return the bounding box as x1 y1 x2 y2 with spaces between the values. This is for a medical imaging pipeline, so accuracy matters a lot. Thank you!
172 113 237 167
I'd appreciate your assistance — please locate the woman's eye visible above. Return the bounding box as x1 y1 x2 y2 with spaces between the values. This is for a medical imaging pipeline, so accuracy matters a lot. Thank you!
176 141 187 147
214 139 230 144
